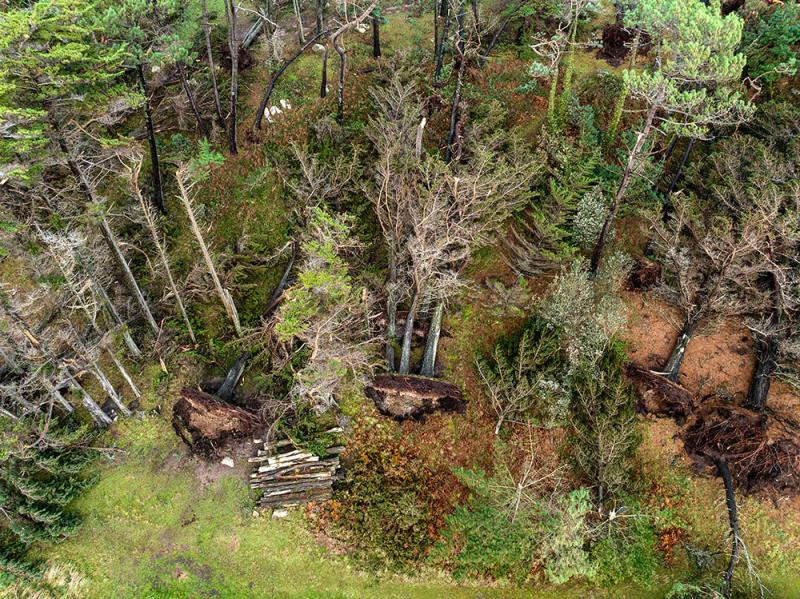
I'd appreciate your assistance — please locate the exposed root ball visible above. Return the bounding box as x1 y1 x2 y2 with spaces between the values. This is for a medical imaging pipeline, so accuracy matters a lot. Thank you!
626 363 694 424
681 402 800 493
173 387 261 454
365 374 465 420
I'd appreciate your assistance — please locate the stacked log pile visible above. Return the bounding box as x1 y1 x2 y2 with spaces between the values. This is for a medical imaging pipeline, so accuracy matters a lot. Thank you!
248 431 344 510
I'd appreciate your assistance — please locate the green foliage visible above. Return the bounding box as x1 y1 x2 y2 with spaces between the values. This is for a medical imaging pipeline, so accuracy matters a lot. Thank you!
742 0 800 87
0 0 131 180
0 419 96 547
476 316 566 431
274 403 341 458
590 507 661 586
568 343 641 503
539 489 596 585
432 476 535 583
334 421 436 570
623 0 753 138
433 458 595 585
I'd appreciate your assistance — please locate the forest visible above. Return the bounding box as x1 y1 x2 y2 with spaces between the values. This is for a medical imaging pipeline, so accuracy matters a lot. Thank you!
0 0 799 596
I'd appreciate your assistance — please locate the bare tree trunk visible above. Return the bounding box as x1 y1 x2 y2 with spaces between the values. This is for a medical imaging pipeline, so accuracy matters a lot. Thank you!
434 1 451 81
54 130 159 336
420 301 443 376
712 455 740 599
253 29 331 130
479 10 514 65
177 62 209 139
175 167 242 336
399 293 419 374
94 281 142 357
444 63 464 162
202 0 227 128
107 347 142 400
316 0 325 34
386 253 398 371
372 9 381 58
97 215 161 337
590 98 660 272
662 319 698 382
226 0 239 154
331 4 377 125
41 376 75 414
136 63 166 214
746 276 781 412
131 163 196 343
293 0 306 43
320 44 329 97
415 117 427 159
65 369 112 426
92 363 131 417
434 0 439 59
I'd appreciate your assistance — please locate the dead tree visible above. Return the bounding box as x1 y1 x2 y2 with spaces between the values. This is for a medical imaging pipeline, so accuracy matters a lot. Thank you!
177 62 210 139
225 0 239 154
202 0 226 129
650 196 770 382
127 154 197 343
175 165 242 336
136 63 166 213
372 8 381 58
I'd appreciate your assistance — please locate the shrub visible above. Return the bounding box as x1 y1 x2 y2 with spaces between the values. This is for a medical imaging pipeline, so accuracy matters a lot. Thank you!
333 420 437 570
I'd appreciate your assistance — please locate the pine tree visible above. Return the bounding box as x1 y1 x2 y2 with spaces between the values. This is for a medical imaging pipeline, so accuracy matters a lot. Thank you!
590 0 754 271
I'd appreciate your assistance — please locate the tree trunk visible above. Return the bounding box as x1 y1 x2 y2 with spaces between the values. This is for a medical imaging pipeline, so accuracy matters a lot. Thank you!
372 11 381 58
316 0 325 34
434 3 451 81
66 370 112 426
420 301 443 376
133 166 196 343
175 168 242 336
605 29 640 150
94 281 142 357
666 137 695 196
746 276 782 412
136 63 166 214
546 67 560 127
471 0 479 32
202 0 227 128
663 319 698 382
293 0 306 43
399 293 419 374
479 11 513 66
712 455 740 599
226 0 239 154
97 216 161 336
415 117 427 159
590 97 660 272
335 35 347 125
444 53 465 162
253 29 331 130
107 348 142 400
217 353 249 402
177 62 209 139
54 130 160 336
320 44 329 98
386 253 398 371
557 16 579 118
41 376 75 414
434 0 439 59
92 363 132 417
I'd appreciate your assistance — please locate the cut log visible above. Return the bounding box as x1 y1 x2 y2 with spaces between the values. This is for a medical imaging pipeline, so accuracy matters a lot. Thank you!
365 374 465 420
173 387 260 452
216 353 249 402
625 363 694 424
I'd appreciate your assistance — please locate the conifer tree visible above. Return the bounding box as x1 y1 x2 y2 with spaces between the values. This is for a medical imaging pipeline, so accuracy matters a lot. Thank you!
590 0 753 271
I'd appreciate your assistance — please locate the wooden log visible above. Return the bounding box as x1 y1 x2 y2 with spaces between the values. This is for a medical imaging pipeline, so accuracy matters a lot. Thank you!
216 353 249 402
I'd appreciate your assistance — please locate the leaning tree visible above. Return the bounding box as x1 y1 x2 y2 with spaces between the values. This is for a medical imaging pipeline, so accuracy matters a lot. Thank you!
590 0 753 272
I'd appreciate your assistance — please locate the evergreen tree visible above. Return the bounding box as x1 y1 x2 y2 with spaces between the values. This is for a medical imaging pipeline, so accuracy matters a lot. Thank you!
0 418 95 547
591 0 753 271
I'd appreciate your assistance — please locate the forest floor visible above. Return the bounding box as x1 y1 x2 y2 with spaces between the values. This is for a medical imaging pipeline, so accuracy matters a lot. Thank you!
29 4 800 598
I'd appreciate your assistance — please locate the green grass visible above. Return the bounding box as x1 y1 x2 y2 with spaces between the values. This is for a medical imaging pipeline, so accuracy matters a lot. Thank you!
37 415 653 599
